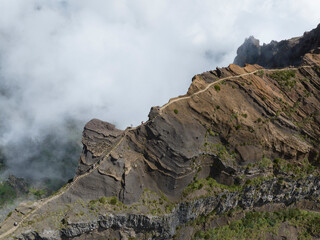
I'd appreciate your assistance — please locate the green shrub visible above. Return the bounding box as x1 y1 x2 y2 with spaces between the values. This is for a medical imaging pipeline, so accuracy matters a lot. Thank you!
0 182 16 206
244 176 272 186
109 196 118 205
235 124 241 130
273 158 315 177
254 70 264 78
207 128 218 137
308 217 320 237
173 109 178 114
258 157 273 169
214 85 220 92
29 188 47 199
5 211 13 220
193 208 320 240
165 204 174 213
88 199 98 209
99 197 108 204
183 177 240 197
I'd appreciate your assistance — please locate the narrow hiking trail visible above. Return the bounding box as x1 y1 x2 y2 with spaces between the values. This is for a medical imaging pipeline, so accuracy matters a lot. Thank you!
0 65 313 239
0 128 135 239
160 65 312 112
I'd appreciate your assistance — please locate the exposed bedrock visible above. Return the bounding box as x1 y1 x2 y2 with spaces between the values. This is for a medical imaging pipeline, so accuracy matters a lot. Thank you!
61 54 320 206
18 176 320 240
234 24 320 68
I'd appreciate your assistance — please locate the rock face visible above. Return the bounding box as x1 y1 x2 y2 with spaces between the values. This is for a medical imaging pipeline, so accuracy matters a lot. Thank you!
234 24 320 68
2 24 320 240
17 176 320 240
6 175 29 197
67 59 320 206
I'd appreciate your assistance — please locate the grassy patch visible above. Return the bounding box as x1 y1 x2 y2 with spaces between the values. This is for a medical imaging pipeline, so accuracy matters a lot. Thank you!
5 211 13 220
268 70 296 90
193 208 320 240
214 85 220 92
109 196 118 205
255 118 262 123
245 157 273 171
205 128 219 137
273 158 315 178
244 176 273 186
204 143 237 162
182 177 240 198
0 182 16 206
29 187 47 199
137 188 175 215
87 196 126 213
254 70 264 78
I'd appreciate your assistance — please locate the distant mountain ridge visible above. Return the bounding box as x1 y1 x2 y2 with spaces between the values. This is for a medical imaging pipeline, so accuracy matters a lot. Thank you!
234 24 320 68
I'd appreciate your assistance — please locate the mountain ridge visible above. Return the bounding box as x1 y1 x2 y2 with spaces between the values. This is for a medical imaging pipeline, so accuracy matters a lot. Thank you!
234 24 320 68
1 25 320 240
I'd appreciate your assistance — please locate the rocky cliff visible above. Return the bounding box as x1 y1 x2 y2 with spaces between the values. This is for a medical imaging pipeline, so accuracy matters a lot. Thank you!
234 24 320 68
1 25 320 240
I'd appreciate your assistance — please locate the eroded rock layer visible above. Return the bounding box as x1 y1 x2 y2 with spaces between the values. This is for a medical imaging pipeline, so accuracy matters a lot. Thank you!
70 56 320 205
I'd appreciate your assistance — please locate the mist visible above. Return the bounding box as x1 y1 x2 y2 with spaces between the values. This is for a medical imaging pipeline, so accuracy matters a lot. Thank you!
0 0 319 183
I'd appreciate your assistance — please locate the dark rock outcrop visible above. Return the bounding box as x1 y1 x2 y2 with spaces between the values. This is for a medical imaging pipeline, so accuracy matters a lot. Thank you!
17 176 320 239
6 175 29 197
234 24 320 68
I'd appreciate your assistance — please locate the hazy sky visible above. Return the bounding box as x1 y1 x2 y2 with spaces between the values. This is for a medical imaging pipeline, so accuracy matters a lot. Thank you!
0 0 319 131
0 0 319 180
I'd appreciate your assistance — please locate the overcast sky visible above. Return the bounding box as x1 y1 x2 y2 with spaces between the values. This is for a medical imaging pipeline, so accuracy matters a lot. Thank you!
0 0 319 132
0 0 319 180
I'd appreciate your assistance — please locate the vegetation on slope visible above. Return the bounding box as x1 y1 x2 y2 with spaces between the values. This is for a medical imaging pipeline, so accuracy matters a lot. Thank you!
0 182 16 206
193 208 320 240
267 70 296 90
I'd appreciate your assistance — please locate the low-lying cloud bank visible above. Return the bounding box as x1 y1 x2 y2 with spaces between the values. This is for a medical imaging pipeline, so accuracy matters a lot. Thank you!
0 0 319 182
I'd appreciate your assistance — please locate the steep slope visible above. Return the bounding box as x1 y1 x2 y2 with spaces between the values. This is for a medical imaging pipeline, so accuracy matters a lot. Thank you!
1 30 320 240
234 24 320 68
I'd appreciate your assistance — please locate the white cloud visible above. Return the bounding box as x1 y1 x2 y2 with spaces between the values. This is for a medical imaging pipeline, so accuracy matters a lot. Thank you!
0 0 319 180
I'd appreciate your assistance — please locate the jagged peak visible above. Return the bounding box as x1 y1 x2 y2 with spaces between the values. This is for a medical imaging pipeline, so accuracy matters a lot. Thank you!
234 23 320 68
